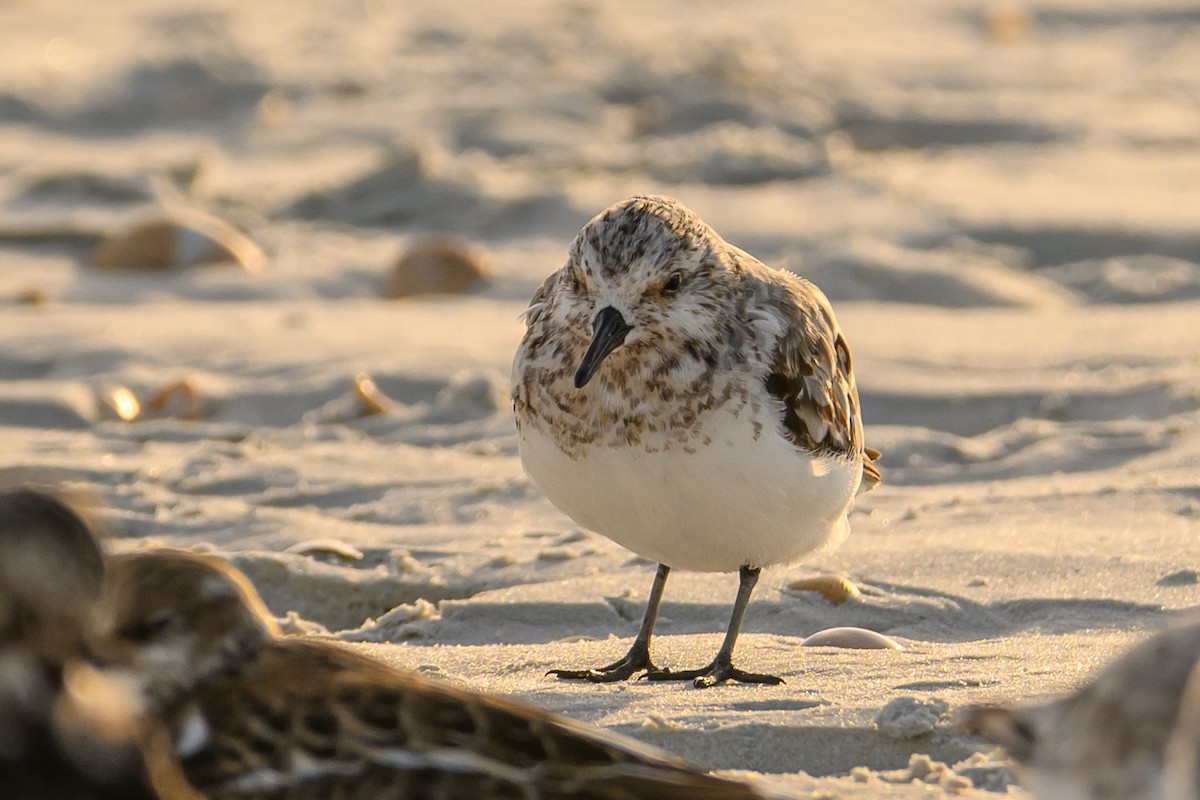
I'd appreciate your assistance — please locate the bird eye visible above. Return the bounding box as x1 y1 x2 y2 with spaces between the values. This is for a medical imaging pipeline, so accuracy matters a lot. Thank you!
662 273 683 294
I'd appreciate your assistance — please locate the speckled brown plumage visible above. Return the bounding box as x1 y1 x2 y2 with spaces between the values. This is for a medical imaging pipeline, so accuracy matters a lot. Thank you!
510 195 879 685
93 550 768 799
514 194 878 479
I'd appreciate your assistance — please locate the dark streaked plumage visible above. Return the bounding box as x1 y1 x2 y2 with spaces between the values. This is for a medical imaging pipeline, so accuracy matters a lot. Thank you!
92 550 769 800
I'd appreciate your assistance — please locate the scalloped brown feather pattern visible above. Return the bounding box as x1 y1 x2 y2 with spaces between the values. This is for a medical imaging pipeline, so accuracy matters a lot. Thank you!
743 262 880 492
173 639 766 800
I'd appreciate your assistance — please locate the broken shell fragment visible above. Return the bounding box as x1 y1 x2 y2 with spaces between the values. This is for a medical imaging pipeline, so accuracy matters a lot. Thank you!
801 627 903 650
351 373 396 416
788 574 862 605
97 385 140 421
285 539 364 562
384 237 488 298
91 214 264 271
143 378 204 420
303 373 400 424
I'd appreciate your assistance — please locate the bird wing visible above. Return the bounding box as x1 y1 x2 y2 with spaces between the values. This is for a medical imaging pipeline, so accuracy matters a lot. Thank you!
753 268 880 489
177 639 766 799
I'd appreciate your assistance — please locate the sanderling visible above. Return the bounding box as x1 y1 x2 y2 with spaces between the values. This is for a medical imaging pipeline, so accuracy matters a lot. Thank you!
512 195 879 687
962 618 1200 800
92 549 769 799
0 487 157 800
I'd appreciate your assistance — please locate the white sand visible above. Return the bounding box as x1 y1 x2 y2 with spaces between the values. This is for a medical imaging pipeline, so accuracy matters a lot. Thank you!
3 1 1200 796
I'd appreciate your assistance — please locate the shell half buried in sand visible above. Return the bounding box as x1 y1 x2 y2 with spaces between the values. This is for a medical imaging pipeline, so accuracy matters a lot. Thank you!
788 574 862 605
91 213 264 271
802 627 904 650
284 539 365 563
142 378 205 420
303 373 400 424
384 237 489 298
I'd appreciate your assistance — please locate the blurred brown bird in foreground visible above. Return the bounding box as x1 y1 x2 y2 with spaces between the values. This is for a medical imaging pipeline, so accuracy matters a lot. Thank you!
92 549 770 800
0 487 158 800
962 617 1200 800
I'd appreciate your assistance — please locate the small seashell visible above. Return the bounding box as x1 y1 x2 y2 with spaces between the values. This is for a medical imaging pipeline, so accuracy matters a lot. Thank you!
91 214 264 271
284 539 364 562
351 373 396 416
788 574 862 605
97 385 141 421
801 627 903 650
384 237 488 298
143 378 203 420
303 373 399 424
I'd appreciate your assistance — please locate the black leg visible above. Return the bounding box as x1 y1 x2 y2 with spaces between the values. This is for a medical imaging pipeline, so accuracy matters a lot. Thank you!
549 563 669 683
646 565 783 688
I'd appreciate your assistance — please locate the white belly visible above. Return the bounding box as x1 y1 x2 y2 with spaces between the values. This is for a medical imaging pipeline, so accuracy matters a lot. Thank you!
518 410 861 572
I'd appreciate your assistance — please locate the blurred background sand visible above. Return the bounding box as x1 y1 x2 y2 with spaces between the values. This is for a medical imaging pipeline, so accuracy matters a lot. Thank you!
2 1 1200 796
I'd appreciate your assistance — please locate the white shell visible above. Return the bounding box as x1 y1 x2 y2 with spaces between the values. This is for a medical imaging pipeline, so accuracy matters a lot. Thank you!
284 539 365 562
801 627 903 650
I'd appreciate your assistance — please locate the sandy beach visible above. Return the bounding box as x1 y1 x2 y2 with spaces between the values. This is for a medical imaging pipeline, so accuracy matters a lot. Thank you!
3 0 1200 796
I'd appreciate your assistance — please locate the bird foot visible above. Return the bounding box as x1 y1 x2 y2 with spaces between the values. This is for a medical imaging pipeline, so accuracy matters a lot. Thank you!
548 644 655 683
645 658 784 688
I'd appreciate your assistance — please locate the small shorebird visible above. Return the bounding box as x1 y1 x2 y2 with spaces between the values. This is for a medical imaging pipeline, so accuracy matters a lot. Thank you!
0 487 159 800
92 549 769 799
512 195 879 686
962 618 1200 800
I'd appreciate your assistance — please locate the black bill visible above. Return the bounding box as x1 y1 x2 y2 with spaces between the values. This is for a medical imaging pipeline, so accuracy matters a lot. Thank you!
574 306 632 388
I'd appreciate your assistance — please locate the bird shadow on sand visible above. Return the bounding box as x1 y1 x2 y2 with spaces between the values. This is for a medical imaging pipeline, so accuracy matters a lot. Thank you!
376 577 1167 647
